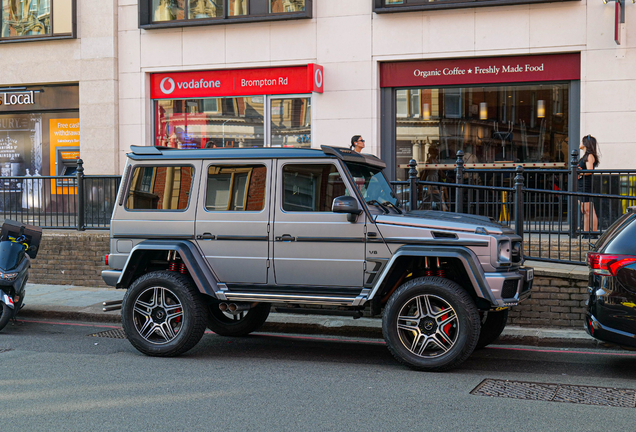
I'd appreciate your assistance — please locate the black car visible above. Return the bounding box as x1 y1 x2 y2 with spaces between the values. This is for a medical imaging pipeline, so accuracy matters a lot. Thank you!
586 206 636 347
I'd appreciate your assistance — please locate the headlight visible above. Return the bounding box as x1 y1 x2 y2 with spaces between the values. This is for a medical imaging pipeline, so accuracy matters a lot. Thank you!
498 240 511 263
511 242 522 262
0 271 18 280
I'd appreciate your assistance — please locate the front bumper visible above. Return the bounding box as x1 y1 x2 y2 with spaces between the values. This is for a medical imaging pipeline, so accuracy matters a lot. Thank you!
485 266 533 307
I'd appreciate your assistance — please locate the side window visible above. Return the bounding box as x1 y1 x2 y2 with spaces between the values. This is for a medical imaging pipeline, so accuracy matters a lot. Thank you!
126 165 193 210
205 164 267 211
282 164 349 212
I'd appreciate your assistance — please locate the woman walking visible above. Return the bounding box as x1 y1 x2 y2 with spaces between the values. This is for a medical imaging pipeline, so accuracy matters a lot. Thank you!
578 134 600 238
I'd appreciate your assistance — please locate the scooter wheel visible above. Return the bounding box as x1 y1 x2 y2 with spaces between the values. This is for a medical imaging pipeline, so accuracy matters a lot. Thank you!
0 302 11 331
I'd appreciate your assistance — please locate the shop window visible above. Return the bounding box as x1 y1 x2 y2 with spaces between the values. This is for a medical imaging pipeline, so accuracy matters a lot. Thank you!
1 0 75 42
270 97 311 148
126 165 194 210
155 95 311 149
282 164 348 212
141 0 310 28
374 0 576 13
394 83 570 180
205 164 266 211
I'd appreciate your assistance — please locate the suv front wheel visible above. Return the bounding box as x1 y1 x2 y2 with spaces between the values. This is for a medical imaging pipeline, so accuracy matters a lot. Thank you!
382 276 480 372
122 271 207 357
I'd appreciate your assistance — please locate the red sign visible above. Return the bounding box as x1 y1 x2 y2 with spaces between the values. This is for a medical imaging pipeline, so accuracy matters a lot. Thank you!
380 53 580 88
151 64 323 99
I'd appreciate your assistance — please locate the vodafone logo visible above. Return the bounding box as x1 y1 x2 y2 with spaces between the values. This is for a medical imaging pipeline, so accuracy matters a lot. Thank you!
160 77 176 95
314 69 323 89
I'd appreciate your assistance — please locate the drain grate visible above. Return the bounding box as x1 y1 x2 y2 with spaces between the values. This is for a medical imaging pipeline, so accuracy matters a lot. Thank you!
89 329 127 339
0 348 13 354
471 379 636 408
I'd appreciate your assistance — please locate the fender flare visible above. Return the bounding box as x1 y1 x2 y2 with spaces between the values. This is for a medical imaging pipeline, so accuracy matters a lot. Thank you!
0 292 14 309
368 245 495 304
117 240 221 298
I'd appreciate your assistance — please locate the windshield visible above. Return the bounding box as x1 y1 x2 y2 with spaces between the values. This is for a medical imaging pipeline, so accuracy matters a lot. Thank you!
345 162 400 211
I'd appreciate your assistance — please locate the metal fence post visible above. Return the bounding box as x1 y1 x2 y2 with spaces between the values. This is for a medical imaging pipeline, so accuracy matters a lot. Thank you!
514 165 525 239
569 149 579 236
76 159 85 231
455 150 465 213
408 158 418 212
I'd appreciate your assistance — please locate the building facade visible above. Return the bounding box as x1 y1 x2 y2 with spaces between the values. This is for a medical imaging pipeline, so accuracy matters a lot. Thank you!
2 1 633 178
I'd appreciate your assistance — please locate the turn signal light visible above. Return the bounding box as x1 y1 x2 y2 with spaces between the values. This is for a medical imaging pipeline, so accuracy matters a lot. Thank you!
587 252 636 276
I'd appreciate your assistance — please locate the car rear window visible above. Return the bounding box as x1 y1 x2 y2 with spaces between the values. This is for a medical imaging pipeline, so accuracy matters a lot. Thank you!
126 165 193 210
598 211 636 255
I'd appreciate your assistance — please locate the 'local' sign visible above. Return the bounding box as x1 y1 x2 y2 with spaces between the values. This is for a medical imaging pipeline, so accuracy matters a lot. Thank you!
0 91 35 106
151 64 324 99
380 53 580 87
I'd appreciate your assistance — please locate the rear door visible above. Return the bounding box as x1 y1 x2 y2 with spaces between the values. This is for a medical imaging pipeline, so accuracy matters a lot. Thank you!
195 159 272 284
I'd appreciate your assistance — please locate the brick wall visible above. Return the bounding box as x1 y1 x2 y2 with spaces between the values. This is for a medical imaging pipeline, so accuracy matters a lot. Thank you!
508 274 589 328
29 230 110 287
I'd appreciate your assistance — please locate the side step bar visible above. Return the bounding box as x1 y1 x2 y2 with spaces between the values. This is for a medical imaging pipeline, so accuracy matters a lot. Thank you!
222 291 370 307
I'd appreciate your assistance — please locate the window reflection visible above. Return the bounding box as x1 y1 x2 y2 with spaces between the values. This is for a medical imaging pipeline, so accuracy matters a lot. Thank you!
188 0 222 19
2 0 51 37
152 0 185 21
228 0 246 15
270 97 311 148
395 84 569 180
156 97 265 148
270 0 304 13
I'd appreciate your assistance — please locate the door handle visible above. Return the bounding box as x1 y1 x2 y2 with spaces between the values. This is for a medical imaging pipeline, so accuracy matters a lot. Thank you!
275 234 296 242
197 232 215 240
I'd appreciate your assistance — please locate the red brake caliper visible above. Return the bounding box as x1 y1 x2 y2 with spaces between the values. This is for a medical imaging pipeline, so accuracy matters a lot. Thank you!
441 313 451 338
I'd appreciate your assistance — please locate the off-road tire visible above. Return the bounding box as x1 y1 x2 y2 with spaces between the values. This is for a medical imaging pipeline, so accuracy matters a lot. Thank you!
122 271 207 357
206 302 271 336
0 302 11 331
475 309 509 349
382 276 480 372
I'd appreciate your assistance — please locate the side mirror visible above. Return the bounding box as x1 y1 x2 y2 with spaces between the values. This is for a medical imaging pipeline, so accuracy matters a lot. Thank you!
332 196 362 222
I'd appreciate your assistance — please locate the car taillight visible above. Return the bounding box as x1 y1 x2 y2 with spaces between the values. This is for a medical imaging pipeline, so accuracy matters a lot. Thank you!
587 252 636 276
105 254 109 266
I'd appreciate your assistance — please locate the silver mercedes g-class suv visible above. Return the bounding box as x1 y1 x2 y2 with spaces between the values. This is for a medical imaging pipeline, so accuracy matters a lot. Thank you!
103 145 533 371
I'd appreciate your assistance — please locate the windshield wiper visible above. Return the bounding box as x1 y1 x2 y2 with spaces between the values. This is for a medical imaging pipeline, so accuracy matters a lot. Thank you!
382 201 403 214
366 200 389 214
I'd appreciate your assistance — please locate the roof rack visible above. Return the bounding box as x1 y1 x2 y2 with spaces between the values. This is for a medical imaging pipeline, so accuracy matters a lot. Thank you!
320 146 386 169
129 146 174 155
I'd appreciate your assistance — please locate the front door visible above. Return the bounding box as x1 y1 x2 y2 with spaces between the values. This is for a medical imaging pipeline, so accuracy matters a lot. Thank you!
195 160 272 284
272 160 366 287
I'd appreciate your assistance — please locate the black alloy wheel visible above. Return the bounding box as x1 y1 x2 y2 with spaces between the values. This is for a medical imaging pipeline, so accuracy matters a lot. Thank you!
382 276 480 372
122 271 207 357
206 302 271 336
475 309 509 349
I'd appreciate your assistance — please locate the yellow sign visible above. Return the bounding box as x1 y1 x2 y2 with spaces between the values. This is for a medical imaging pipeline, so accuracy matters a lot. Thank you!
49 118 80 194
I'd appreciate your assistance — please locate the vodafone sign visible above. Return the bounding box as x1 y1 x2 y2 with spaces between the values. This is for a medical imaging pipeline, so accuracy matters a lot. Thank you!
151 64 324 99
380 53 580 87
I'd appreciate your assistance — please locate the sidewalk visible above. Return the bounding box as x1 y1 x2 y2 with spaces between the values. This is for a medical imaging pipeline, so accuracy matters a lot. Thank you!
16 282 605 349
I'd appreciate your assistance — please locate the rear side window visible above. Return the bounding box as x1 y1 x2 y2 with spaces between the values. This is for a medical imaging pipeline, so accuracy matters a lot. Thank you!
601 212 636 255
205 165 267 211
126 165 193 210
282 164 349 212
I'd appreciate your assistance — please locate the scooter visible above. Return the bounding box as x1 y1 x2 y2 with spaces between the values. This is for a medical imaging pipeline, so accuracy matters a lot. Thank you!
0 220 41 331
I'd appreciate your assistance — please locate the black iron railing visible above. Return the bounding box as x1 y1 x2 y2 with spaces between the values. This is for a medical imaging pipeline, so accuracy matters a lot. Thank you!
0 160 121 230
391 150 636 264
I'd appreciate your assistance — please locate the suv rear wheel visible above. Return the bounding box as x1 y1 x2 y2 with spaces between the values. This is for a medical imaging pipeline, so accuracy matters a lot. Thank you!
206 302 271 336
122 271 207 357
382 276 480 372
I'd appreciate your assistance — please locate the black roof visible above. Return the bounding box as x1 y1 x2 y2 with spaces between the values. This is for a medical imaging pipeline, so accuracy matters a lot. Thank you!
127 145 386 169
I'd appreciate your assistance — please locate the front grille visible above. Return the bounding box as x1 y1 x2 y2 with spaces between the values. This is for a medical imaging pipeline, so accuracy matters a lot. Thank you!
501 280 518 298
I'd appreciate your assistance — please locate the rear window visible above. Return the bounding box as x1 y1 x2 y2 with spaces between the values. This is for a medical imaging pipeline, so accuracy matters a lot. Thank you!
126 165 193 210
598 211 636 255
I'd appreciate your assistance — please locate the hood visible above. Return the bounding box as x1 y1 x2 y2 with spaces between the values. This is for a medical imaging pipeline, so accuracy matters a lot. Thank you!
375 210 513 235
